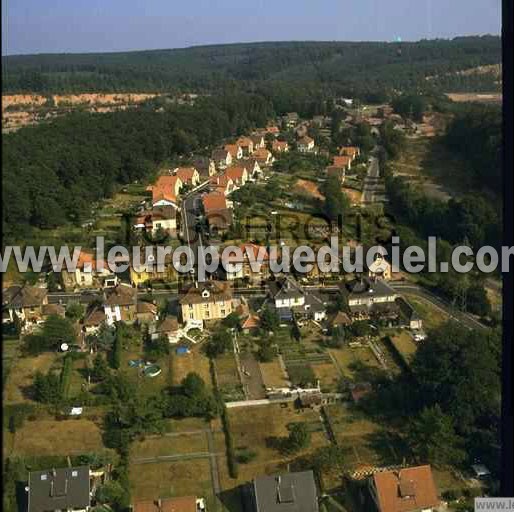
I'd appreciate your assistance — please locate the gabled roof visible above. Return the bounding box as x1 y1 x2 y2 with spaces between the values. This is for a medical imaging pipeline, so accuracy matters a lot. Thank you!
237 136 254 147
104 284 137 307
83 308 106 327
253 471 319 512
174 167 198 183
268 276 305 301
157 316 180 333
241 314 260 329
211 148 231 161
339 146 359 157
150 175 182 203
28 466 90 512
224 144 242 158
42 304 66 318
225 165 248 181
133 496 197 512
345 277 396 299
3 285 47 308
202 192 227 211
253 148 272 161
372 465 439 512
179 281 232 305
332 156 352 168
272 140 289 150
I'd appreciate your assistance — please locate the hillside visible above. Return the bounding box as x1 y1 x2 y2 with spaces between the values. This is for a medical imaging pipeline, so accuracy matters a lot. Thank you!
2 36 501 95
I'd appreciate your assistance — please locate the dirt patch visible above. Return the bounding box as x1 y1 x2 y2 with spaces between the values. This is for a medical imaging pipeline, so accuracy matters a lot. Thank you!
294 179 323 200
446 92 502 104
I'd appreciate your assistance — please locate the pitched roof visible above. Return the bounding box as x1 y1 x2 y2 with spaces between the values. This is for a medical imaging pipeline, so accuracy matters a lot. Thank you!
83 308 106 327
3 285 47 308
224 144 241 158
253 471 319 512
372 465 439 512
241 314 260 329
202 192 227 211
332 156 352 168
174 167 197 183
179 281 233 305
253 148 272 161
104 284 137 306
269 276 305 301
157 316 180 333
211 148 230 161
339 146 359 157
42 304 66 317
28 466 90 512
237 136 254 147
273 140 289 150
225 165 247 181
133 496 197 512
151 175 182 203
345 277 396 299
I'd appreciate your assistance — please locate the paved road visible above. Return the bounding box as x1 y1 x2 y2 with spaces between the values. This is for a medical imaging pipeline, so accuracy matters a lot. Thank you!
361 156 386 206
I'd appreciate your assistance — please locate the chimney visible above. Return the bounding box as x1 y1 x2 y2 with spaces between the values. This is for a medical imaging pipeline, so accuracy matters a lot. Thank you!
157 499 163 511
50 480 54 497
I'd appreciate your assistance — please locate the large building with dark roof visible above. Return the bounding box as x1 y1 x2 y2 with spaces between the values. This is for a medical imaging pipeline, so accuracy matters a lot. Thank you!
251 471 319 512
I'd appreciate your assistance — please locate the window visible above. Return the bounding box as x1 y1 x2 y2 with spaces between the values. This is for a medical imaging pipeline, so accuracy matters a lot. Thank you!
189 304 193 309
205 311 210 318
189 313 194 319
221 309 226 316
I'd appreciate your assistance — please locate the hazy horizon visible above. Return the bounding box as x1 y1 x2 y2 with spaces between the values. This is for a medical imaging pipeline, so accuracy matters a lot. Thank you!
2 0 501 57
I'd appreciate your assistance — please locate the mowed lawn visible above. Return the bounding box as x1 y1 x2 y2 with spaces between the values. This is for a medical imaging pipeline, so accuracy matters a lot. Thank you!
129 459 216 509
312 362 341 392
329 346 382 381
9 418 106 456
222 403 330 487
172 347 212 389
389 331 418 366
4 353 58 404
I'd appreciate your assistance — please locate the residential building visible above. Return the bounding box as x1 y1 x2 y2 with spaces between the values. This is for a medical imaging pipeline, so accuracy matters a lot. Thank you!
368 465 440 512
338 146 360 160
268 276 327 322
297 136 315 153
250 471 319 512
134 205 178 237
129 249 177 287
241 314 260 334
152 316 181 344
209 174 235 196
266 125 280 136
342 277 398 321
224 143 243 160
253 148 274 166
237 136 255 156
283 112 300 128
367 253 392 280
133 496 206 512
61 250 119 290
245 158 263 179
221 243 270 283
202 192 233 234
251 134 266 150
174 167 200 187
211 148 233 169
272 140 289 153
225 165 249 188
179 281 234 322
192 157 216 178
396 297 423 330
82 308 107 334
2 285 48 328
148 175 182 208
103 284 138 325
136 301 159 324
295 124 309 138
27 465 91 512
332 155 352 171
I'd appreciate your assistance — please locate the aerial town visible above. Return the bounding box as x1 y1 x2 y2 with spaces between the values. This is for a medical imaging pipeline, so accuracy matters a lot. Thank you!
2 11 504 512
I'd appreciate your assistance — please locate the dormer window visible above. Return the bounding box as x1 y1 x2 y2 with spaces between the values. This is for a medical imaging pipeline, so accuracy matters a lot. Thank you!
202 290 210 298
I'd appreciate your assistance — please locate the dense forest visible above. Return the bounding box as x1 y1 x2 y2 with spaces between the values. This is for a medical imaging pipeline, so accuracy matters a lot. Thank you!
3 36 501 95
2 93 273 242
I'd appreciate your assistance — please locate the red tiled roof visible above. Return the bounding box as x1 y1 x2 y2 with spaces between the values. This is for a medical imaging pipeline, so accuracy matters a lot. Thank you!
225 166 247 181
174 167 197 184
372 465 440 512
202 193 227 211
224 144 241 158
332 156 352 168
242 315 260 329
151 175 181 203
272 140 288 150
339 146 359 157
298 136 314 145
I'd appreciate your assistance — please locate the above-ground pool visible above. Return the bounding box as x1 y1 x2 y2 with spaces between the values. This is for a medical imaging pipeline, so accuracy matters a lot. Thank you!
143 364 162 377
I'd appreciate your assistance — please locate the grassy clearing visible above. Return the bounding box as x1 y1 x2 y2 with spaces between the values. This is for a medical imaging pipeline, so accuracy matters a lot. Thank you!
402 294 450 330
392 137 471 200
329 346 382 382
313 363 341 392
4 352 58 405
324 404 412 472
172 346 212 389
10 418 106 456
224 402 330 486
129 459 216 508
389 331 418 365
131 433 209 458
164 417 211 434
259 360 289 388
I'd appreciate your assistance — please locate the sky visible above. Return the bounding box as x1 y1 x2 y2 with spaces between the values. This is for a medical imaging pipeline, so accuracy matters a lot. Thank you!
2 0 502 56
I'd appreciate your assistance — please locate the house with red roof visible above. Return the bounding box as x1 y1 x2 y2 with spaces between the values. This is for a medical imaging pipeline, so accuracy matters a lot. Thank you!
225 165 249 187
211 148 233 169
209 174 235 196
224 143 243 160
253 148 274 166
236 136 254 156
272 140 289 153
148 175 182 207
368 465 440 512
173 167 200 187
297 136 315 153
202 193 233 235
